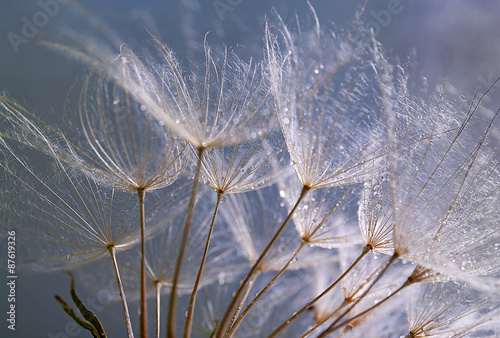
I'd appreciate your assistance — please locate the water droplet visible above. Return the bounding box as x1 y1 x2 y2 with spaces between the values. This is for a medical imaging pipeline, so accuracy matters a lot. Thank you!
282 117 290 125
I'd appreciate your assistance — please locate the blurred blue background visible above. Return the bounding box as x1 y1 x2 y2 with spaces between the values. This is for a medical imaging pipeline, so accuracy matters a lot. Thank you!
1 0 499 337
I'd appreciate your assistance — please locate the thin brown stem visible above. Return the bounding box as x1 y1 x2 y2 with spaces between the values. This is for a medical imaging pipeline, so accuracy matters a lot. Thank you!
317 253 399 337
167 147 205 338
269 245 371 337
299 301 348 338
229 271 260 328
228 240 308 336
108 246 134 338
217 185 310 338
327 278 411 333
184 190 224 337
155 282 161 338
138 188 147 338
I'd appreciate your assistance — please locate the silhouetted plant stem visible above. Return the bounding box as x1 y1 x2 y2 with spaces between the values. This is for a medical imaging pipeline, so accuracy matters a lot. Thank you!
54 294 103 338
137 188 147 338
55 274 107 338
317 252 399 337
184 190 224 337
108 246 134 338
269 245 371 337
168 147 205 338
217 185 310 338
228 240 308 336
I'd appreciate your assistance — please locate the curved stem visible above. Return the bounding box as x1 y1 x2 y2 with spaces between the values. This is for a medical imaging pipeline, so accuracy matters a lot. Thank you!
138 188 147 338
317 253 399 337
184 191 224 337
108 246 134 338
167 147 205 338
228 240 308 336
217 185 310 338
155 282 161 338
269 245 371 337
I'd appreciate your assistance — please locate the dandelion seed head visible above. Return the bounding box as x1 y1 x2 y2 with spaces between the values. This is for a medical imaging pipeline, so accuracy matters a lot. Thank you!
267 12 388 189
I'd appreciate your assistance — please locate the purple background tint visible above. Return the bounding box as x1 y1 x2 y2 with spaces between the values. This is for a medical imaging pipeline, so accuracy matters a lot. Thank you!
1 0 499 337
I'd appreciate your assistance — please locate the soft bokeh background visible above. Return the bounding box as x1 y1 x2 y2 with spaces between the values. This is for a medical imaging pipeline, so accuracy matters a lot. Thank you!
1 0 499 337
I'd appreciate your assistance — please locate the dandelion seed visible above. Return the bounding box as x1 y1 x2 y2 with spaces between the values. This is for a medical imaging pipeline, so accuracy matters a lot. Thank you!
51 32 279 150
197 131 288 194
405 282 497 337
380 75 500 292
2 3 499 338
266 7 387 190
